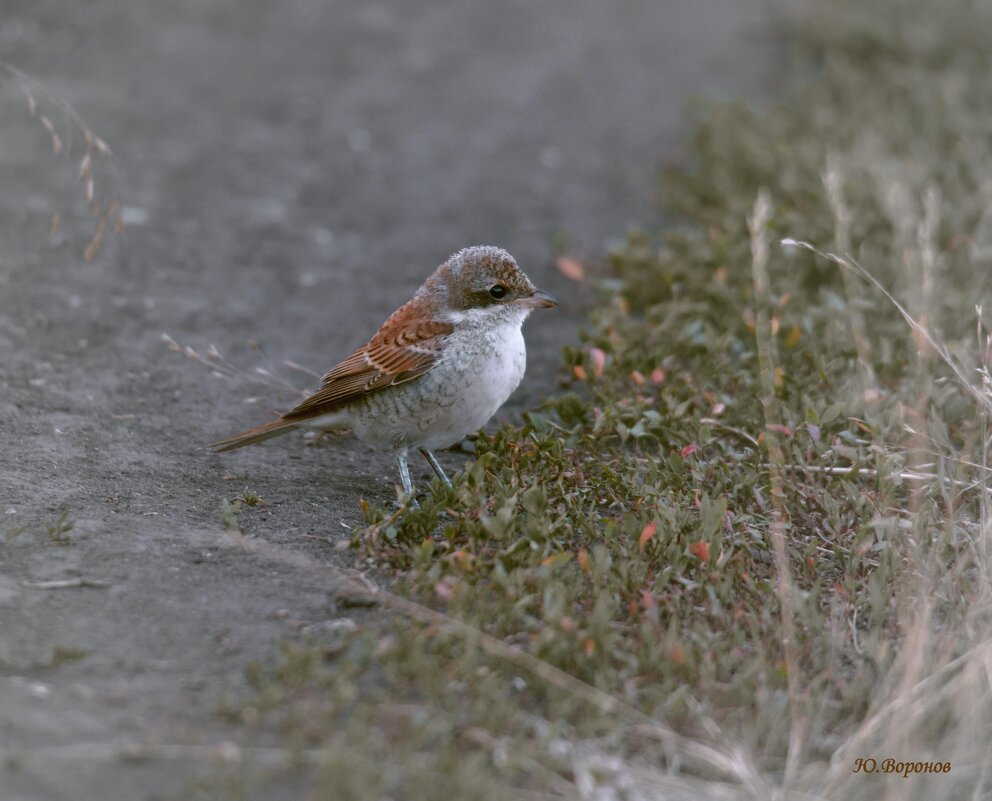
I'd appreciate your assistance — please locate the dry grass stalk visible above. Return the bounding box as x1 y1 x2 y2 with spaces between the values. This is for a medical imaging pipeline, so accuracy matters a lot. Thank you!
0 60 123 260
823 156 876 390
782 214 992 798
748 189 807 787
162 332 310 400
780 240 991 415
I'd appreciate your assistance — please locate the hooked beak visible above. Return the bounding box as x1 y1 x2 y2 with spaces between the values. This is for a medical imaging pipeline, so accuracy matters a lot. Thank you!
521 288 558 309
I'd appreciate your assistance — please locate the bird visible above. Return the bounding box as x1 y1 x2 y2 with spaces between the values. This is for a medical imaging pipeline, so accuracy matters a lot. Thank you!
210 245 557 497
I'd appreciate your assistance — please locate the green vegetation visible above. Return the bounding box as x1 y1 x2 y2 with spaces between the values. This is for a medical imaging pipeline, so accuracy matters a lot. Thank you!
4 525 26 543
241 489 264 508
45 511 74 545
221 498 241 531
49 644 88 667
217 2 992 797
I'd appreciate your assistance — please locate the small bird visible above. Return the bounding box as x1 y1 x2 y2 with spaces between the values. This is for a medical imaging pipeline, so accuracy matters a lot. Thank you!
211 246 557 496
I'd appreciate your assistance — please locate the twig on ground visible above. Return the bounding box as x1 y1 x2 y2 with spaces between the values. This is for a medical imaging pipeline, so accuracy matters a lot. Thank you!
775 463 992 493
22 578 112 589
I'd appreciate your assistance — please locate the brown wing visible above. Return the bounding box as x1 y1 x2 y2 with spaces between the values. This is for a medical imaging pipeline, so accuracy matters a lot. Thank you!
280 319 453 422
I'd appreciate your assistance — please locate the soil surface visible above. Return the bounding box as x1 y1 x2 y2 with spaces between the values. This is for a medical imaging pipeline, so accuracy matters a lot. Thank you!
0 1 791 798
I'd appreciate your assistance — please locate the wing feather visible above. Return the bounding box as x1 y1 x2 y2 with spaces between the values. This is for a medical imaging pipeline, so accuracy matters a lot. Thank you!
281 319 453 422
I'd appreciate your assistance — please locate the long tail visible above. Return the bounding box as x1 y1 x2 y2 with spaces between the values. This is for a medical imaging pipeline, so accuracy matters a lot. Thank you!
210 419 299 452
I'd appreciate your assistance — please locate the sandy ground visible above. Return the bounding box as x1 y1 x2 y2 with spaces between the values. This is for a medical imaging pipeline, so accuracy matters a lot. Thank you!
0 1 791 798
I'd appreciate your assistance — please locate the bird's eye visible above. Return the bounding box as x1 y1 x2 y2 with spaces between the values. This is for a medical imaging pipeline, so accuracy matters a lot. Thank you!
489 284 508 300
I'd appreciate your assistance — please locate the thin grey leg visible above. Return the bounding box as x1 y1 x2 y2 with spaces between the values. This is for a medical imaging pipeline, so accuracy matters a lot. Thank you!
396 449 414 496
418 448 452 487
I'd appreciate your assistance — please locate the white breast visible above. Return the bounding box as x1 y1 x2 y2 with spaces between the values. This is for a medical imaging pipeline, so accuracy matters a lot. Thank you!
470 321 527 412
415 317 527 450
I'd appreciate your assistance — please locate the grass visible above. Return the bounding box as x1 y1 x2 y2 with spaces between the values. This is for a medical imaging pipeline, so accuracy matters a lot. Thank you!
49 644 88 667
221 498 242 532
199 0 992 797
0 511 76 547
45 510 74 545
220 491 266 532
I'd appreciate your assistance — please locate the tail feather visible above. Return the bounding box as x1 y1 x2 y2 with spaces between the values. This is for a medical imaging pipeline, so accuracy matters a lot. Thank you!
210 419 299 452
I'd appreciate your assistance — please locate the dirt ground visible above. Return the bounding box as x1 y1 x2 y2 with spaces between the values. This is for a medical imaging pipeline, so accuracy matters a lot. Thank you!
0 1 790 798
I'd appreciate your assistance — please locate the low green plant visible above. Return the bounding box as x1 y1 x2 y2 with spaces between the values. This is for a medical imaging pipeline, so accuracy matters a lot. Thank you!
221 498 241 532
46 511 74 545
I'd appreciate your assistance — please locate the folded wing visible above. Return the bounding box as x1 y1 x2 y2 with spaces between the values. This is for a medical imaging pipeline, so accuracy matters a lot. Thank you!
281 318 453 422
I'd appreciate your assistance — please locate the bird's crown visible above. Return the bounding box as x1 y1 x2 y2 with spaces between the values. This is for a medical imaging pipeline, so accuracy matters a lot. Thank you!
433 245 536 311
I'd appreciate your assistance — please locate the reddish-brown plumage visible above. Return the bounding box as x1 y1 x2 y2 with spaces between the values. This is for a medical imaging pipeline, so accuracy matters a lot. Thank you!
209 245 556 497
210 417 299 452
282 317 454 421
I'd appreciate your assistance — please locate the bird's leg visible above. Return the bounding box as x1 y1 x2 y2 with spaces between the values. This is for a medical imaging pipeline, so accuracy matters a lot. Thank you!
396 449 417 505
396 449 414 495
418 448 452 487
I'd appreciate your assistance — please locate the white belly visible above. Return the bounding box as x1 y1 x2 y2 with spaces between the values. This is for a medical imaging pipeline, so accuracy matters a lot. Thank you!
341 318 528 451
432 323 527 446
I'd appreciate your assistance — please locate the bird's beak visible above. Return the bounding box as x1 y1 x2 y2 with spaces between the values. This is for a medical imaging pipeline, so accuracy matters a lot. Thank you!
522 288 558 309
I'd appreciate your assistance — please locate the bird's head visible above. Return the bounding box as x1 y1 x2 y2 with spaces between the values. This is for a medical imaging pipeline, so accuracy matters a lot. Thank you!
427 245 557 325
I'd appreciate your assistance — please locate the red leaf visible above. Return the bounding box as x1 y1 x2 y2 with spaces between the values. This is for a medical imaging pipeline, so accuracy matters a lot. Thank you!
689 541 710 561
555 256 586 282
434 580 456 601
589 348 606 377
680 444 698 460
638 521 657 552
